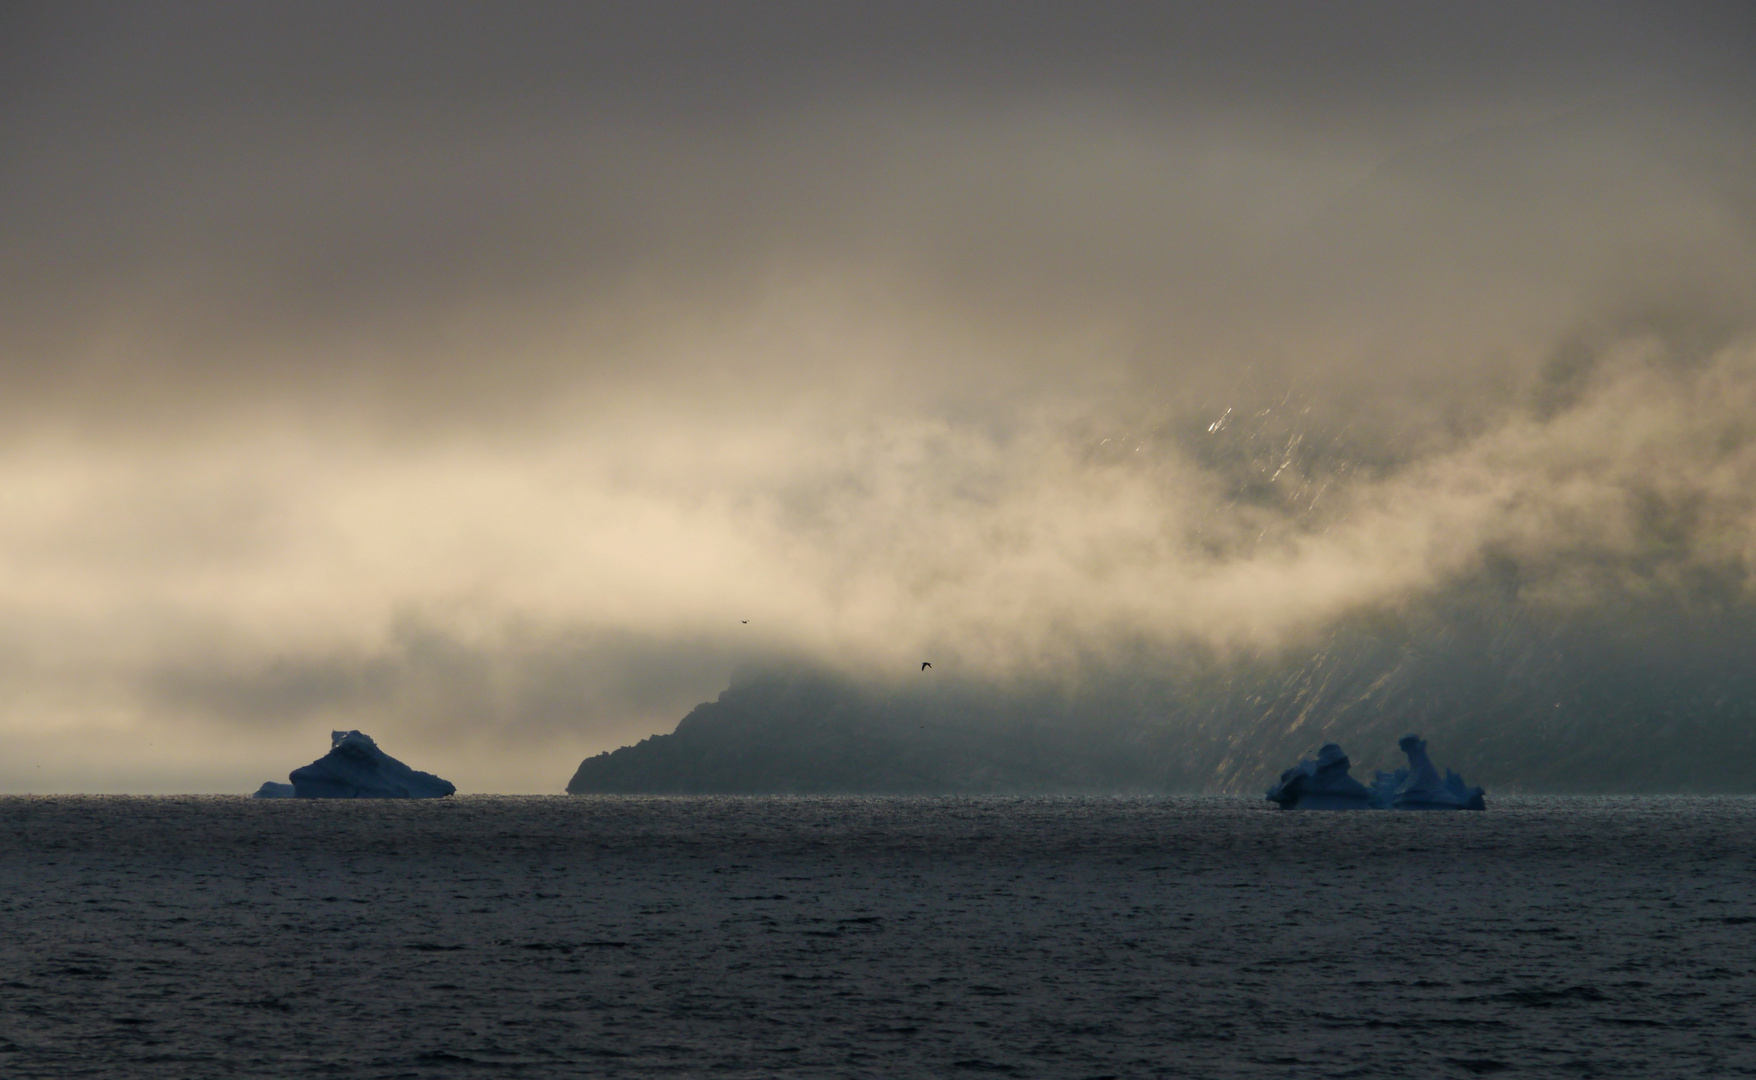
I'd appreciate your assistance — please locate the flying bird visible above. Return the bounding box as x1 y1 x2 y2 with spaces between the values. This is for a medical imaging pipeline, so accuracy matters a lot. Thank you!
921 662 931 671
741 620 748 624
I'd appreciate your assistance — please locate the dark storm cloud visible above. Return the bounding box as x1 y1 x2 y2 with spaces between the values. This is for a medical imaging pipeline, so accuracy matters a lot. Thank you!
1 2 1753 790
8 1 1735 121
2 0 1751 425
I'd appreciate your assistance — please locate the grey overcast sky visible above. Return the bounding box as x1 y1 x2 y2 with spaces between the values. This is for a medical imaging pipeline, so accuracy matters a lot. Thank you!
2 2 1754 791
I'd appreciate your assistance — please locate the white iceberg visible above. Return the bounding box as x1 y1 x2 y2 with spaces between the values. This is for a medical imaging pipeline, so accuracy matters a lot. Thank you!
1371 735 1486 811
252 781 296 798
270 730 457 799
1264 743 1375 809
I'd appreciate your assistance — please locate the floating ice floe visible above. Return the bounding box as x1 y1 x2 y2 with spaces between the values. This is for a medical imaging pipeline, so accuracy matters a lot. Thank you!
252 730 456 799
1267 735 1484 810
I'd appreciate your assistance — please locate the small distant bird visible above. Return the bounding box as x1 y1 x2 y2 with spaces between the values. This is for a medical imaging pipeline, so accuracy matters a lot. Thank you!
741 620 748 624
921 662 931 671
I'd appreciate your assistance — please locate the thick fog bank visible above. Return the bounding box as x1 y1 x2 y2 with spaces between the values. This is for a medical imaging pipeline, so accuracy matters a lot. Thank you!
4 4 1755 792
570 322 1756 797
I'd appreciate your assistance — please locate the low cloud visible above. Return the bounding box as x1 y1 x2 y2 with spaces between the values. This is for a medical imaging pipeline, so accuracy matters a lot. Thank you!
1 4 1752 790
3 325 1752 790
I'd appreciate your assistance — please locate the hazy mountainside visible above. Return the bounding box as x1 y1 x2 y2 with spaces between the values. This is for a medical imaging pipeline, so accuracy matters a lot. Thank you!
568 570 1756 795
571 311 1756 798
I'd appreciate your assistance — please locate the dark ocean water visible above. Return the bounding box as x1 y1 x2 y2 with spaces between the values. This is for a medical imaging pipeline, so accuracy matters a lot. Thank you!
1 796 1752 1079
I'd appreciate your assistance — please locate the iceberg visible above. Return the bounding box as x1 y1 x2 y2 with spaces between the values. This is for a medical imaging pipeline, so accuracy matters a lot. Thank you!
1372 735 1486 810
252 781 296 799
1264 743 1375 809
1268 736 1486 810
273 730 456 799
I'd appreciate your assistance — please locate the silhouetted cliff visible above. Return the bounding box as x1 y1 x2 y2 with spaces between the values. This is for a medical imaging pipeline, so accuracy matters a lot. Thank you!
566 672 1190 794
569 575 1756 795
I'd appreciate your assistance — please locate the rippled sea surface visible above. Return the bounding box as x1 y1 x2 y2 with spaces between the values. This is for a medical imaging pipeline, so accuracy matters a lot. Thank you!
1 796 1753 1079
